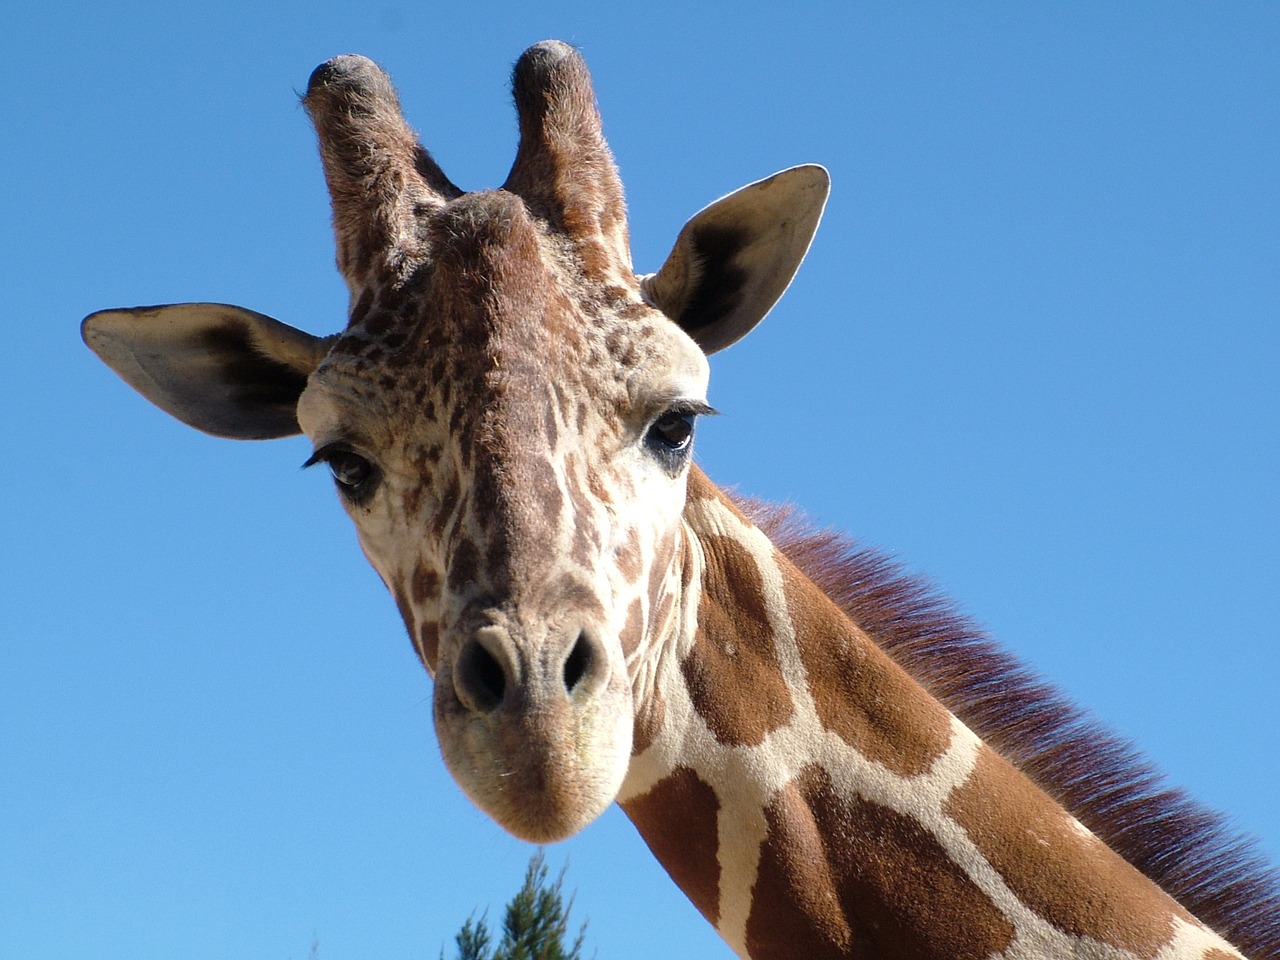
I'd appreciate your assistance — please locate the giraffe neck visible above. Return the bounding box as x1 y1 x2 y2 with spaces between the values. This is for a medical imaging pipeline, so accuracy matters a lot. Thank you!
618 468 1240 960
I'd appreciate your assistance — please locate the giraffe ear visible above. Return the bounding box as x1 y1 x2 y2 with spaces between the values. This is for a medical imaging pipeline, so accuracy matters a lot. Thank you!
81 303 333 440
640 164 829 354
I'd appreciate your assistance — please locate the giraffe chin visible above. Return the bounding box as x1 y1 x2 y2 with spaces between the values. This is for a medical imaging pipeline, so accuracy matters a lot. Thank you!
433 680 634 844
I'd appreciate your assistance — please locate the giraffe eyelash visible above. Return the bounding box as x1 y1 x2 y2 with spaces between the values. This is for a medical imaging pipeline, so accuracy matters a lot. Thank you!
675 401 719 417
303 443 381 505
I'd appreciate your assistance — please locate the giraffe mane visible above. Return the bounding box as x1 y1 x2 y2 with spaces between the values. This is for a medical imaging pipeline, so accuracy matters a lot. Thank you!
735 495 1280 960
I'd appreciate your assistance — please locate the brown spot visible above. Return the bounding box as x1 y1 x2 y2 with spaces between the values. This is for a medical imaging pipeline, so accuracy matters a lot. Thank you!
563 464 601 571
418 619 440 670
428 355 446 388
542 401 559 447
450 492 473 553
615 529 643 582
782 561 953 776
745 765 1015 960
632 684 665 755
682 533 792 746
617 301 650 323
620 596 645 658
621 767 721 925
586 467 612 505
448 538 480 594
523 453 565 530
945 746 1190 958
577 236 622 287
391 585 415 634
402 481 425 518
448 399 468 437
678 527 698 594
604 325 625 357
411 563 441 606
364 310 395 338
431 475 461 539
391 583 439 670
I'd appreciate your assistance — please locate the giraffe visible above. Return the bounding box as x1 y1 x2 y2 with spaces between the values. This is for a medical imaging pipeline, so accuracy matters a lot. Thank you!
80 42 1278 960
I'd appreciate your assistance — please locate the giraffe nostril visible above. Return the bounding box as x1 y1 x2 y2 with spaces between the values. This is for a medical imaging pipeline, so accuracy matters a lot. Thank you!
455 638 507 712
563 631 610 700
454 628 607 712
563 632 592 694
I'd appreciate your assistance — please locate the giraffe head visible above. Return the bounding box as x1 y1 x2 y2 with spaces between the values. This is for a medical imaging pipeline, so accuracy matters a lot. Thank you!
82 42 828 843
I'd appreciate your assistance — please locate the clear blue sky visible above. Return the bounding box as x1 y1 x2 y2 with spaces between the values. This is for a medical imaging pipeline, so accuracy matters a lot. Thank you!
3 3 1277 958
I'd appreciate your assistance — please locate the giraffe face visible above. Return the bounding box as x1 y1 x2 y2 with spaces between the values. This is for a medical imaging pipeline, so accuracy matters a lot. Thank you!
81 42 827 845
295 192 711 842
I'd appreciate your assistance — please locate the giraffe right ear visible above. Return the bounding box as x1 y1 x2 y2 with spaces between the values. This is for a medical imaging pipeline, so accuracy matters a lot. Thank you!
81 303 333 440
640 164 829 355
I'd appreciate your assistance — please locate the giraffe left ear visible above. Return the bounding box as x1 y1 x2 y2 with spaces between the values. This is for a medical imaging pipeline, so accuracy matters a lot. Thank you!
640 164 829 354
81 303 333 440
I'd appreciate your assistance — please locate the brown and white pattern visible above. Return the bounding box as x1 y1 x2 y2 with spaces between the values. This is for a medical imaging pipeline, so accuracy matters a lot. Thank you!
82 42 1277 960
624 475 1243 958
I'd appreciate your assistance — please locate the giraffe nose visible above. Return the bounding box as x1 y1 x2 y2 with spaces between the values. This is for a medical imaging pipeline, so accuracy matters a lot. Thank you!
452 628 609 714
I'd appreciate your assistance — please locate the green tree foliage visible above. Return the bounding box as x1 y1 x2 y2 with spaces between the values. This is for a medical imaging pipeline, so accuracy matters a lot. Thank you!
444 852 589 960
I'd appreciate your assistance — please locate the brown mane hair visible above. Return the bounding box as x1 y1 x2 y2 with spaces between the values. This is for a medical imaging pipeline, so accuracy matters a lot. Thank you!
738 497 1280 960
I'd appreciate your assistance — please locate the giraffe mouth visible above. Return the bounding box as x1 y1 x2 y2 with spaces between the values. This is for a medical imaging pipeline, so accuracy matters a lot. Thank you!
447 698 631 843
431 623 634 843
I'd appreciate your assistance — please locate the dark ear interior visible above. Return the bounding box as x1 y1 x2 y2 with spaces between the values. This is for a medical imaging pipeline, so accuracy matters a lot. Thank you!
184 320 313 435
81 303 329 440
659 221 755 350
641 165 830 354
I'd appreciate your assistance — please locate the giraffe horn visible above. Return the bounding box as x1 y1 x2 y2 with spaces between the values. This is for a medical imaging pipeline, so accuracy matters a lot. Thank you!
304 55 461 293
503 41 631 278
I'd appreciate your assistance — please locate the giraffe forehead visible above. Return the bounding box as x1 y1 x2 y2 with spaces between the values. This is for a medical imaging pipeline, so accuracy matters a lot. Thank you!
301 209 710 445
309 303 703 425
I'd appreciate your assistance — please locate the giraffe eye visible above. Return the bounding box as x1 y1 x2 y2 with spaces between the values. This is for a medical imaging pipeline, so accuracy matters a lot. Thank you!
328 451 372 488
644 407 701 474
304 446 380 504
648 411 695 452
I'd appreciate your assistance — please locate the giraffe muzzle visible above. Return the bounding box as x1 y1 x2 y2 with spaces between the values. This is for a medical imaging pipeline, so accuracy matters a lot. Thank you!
434 620 634 843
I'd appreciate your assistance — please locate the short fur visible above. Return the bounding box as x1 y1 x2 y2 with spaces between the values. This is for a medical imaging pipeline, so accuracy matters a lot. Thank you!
742 498 1280 960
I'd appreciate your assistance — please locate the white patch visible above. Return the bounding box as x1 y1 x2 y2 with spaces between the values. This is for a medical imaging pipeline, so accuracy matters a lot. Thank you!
1068 814 1100 842
1153 918 1245 960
